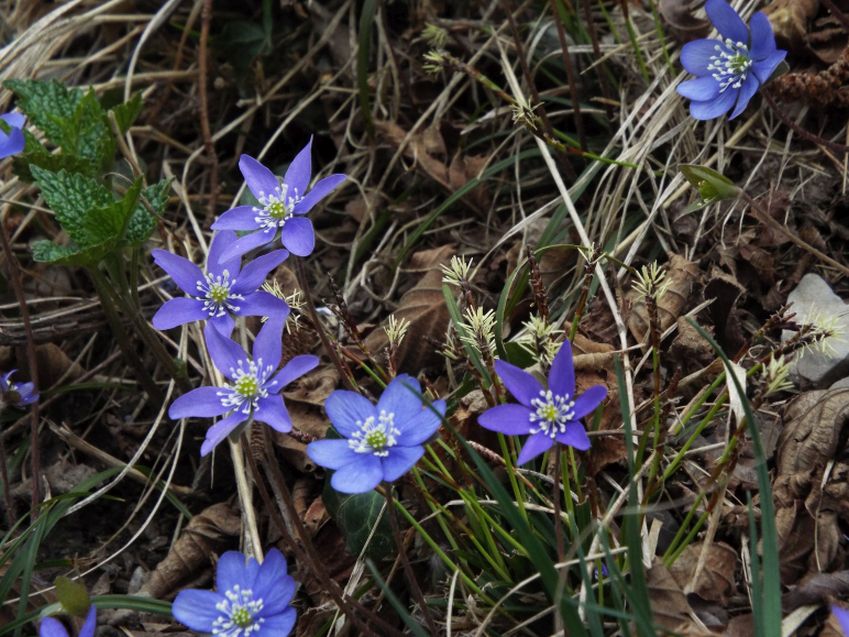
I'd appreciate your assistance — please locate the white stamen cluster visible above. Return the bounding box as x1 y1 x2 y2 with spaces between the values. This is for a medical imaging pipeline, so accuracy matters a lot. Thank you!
529 389 576 438
198 270 244 317
212 584 264 636
706 39 753 93
219 358 275 413
349 410 401 457
254 184 302 231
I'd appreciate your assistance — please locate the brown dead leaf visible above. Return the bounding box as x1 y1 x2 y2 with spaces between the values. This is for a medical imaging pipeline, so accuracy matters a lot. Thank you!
659 0 710 41
783 571 849 611
283 365 339 407
777 390 849 476
143 502 241 598
647 560 699 632
627 254 700 343
809 15 848 64
585 435 626 477
763 0 819 49
364 245 453 373
668 541 737 604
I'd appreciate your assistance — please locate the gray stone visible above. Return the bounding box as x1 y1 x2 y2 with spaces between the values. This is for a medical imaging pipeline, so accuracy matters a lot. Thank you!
781 273 849 388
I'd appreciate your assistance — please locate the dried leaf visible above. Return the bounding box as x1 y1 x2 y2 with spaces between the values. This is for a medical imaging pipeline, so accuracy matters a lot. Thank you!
647 560 699 631
659 0 710 41
143 502 241 598
668 541 737 603
627 254 700 343
777 390 849 476
762 0 820 49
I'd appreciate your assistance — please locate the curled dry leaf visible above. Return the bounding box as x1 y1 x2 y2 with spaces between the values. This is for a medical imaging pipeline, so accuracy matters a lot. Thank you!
762 0 820 49
627 254 700 343
143 502 241 599
659 0 710 42
283 365 339 407
668 541 737 604
776 389 849 476
646 559 700 632
363 245 454 373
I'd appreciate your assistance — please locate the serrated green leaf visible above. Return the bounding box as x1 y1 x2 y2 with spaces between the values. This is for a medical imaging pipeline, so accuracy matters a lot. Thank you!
323 484 393 559
31 240 84 265
110 92 143 133
125 179 169 246
30 166 113 247
63 89 113 168
11 132 97 181
4 80 82 148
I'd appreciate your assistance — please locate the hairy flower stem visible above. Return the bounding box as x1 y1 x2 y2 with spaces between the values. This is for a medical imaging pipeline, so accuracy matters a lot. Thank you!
384 487 439 637
229 435 263 561
294 259 357 390
90 271 162 401
258 442 403 636
0 207 40 515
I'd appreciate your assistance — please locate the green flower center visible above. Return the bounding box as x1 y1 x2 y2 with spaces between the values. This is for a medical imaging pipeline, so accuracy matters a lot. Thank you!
727 53 750 75
235 375 259 398
231 607 252 628
365 429 388 450
208 283 230 304
267 199 290 220
349 410 401 457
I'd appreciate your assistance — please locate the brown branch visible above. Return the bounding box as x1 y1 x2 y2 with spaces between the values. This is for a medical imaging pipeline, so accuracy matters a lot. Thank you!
199 0 219 220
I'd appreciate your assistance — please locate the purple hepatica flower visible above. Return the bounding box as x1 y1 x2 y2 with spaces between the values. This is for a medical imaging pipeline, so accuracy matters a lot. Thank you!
0 369 38 408
0 112 25 159
306 375 446 494
676 0 786 120
152 230 289 336
211 138 347 261
834 606 849 636
478 339 606 465
169 316 319 456
173 548 297 636
39 607 96 637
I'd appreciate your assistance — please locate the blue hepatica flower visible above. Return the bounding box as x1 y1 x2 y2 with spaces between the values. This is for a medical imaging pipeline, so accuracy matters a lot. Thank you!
834 606 849 636
307 375 446 494
211 138 347 261
152 230 289 336
478 339 607 465
0 369 38 408
38 607 96 637
173 548 297 637
676 0 786 120
0 112 25 159
169 316 319 456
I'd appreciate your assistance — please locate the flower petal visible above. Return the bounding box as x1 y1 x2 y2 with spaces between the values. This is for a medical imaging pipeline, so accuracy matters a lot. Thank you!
256 608 297 636
254 395 293 432
705 0 748 44
252 313 285 370
209 313 236 337
207 230 241 277
548 339 576 399
172 589 226 631
236 291 289 320
211 205 260 231
239 155 280 201
572 385 608 420
325 390 376 437
217 550 255 592
204 322 249 379
200 411 245 456
280 217 314 257
14 382 38 406
0 127 24 159
307 439 360 470
395 399 445 445
751 49 786 84
1 112 26 130
676 76 721 101
255 550 296 616
555 422 591 451
232 249 289 294
152 297 209 330
38 618 69 637
749 12 777 58
729 73 760 119
478 403 533 435
680 38 727 76
832 606 849 636
377 375 423 424
294 173 347 216
169 386 229 419
493 359 543 407
382 445 425 482
219 229 276 263
689 87 738 120
79 606 97 637
330 455 383 493
283 137 313 198
517 433 555 465
271 354 320 389
152 249 203 294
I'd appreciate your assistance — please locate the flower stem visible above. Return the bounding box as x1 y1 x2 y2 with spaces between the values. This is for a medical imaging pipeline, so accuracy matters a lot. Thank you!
229 434 263 561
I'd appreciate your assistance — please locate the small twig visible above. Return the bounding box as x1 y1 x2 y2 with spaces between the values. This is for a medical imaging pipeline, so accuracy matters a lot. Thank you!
0 206 41 515
198 0 219 220
763 89 849 155
546 0 587 150
384 487 438 637
229 435 263 561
